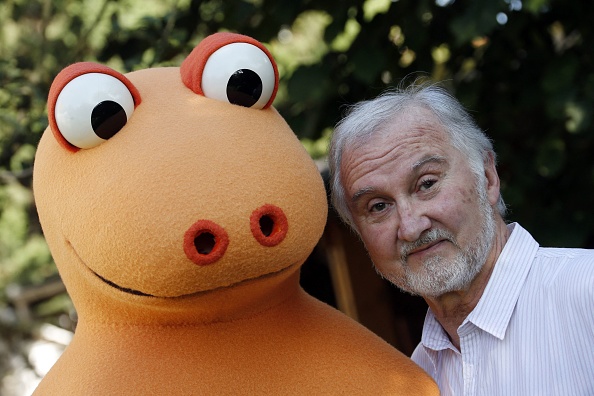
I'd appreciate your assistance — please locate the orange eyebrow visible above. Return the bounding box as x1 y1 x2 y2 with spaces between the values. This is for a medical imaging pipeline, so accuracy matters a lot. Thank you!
180 32 279 109
47 62 141 152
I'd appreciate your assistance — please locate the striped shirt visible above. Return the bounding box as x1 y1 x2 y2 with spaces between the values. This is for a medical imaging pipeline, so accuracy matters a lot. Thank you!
412 223 594 395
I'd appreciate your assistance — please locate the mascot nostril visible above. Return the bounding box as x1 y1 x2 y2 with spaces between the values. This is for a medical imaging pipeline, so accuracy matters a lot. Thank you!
194 232 216 254
250 204 288 247
183 220 229 266
259 215 274 237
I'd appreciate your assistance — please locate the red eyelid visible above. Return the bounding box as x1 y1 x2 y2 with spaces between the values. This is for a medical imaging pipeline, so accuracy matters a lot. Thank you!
47 62 142 152
180 32 279 109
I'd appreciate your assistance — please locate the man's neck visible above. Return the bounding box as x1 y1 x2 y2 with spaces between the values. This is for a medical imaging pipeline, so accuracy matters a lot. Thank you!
424 219 510 350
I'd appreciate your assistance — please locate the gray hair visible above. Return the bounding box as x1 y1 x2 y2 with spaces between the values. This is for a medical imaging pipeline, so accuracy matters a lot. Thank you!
328 83 507 230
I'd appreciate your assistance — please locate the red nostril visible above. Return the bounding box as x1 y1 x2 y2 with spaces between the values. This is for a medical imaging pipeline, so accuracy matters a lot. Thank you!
250 204 288 247
184 220 229 266
194 232 216 254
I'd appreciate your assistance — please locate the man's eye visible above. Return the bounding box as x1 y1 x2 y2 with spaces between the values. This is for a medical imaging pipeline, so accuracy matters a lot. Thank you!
370 202 387 212
419 179 437 191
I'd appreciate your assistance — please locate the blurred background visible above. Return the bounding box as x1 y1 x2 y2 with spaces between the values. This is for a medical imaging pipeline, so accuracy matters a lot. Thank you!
1 0 594 394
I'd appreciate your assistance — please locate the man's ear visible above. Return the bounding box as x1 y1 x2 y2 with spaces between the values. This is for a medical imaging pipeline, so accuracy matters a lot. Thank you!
484 152 501 207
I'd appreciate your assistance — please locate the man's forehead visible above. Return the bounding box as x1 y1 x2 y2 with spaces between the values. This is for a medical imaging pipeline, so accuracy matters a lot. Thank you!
367 117 451 162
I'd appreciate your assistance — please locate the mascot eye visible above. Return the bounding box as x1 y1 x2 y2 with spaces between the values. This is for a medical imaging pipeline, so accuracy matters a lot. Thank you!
53 73 135 149
201 42 276 109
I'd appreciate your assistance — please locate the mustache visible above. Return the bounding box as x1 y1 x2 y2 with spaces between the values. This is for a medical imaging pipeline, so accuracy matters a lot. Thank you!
400 228 456 260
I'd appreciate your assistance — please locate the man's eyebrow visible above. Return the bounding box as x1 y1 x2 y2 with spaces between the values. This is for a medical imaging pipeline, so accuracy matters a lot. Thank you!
412 155 446 171
351 186 376 204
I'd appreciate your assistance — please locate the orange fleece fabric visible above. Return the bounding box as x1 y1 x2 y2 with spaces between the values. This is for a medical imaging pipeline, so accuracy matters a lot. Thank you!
32 33 438 395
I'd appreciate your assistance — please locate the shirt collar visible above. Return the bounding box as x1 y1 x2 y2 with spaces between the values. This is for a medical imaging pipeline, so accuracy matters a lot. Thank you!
466 223 538 339
420 309 456 352
419 222 539 351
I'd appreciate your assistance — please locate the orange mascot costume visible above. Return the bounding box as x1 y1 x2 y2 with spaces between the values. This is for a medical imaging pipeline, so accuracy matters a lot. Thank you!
32 33 438 395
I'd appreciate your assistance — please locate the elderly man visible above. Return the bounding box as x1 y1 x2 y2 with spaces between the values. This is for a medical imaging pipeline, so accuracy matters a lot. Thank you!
328 83 594 395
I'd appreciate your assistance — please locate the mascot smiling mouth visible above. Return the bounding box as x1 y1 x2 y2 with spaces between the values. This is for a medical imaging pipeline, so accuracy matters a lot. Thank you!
94 273 154 297
92 266 298 299
68 239 298 299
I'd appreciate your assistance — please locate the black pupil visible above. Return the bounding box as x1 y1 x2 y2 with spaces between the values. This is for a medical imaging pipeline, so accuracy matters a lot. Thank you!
227 69 262 108
259 215 274 237
195 232 216 255
91 100 127 139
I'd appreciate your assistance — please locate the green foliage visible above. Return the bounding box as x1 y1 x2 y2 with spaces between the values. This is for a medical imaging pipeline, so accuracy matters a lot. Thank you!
1 0 594 315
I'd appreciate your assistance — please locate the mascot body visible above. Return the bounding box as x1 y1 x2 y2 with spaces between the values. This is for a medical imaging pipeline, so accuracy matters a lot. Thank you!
33 33 438 395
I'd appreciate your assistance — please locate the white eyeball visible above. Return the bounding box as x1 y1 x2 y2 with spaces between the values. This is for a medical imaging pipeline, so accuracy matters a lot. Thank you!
201 42 276 109
54 73 135 149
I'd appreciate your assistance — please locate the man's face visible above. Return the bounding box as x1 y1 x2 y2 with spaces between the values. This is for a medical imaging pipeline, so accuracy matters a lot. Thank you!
340 106 499 296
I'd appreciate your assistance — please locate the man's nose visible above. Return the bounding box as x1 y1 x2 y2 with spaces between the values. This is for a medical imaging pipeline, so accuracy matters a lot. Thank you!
396 203 431 242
